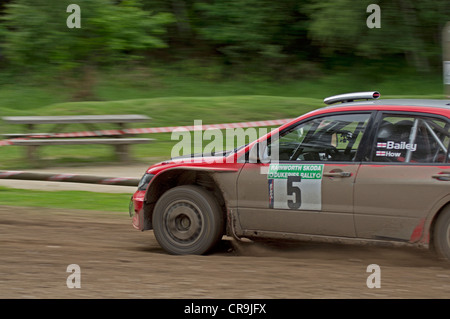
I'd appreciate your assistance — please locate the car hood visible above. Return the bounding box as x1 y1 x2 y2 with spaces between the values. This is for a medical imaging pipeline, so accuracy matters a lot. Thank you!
171 150 232 160
145 150 240 175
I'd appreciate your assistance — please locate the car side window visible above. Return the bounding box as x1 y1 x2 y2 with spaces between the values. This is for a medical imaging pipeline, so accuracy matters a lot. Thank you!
373 114 450 163
265 113 371 162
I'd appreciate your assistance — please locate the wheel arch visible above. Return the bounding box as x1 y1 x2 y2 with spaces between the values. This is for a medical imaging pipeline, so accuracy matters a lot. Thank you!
426 196 450 248
429 201 450 248
142 168 231 232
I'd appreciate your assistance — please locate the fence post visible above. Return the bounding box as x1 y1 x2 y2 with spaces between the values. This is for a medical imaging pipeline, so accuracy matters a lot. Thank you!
443 22 450 98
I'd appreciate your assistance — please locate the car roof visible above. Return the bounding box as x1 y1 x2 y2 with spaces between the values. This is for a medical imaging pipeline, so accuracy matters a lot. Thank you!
325 99 450 110
280 97 450 132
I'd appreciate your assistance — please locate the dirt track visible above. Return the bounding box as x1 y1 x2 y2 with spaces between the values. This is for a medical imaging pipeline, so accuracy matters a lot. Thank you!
1 205 450 299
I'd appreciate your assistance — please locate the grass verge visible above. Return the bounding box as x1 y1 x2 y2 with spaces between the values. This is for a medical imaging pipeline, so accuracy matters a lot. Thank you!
0 186 132 212
0 95 321 169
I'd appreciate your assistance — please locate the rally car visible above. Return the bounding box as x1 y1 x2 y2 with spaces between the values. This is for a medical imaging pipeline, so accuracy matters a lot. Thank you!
130 91 450 259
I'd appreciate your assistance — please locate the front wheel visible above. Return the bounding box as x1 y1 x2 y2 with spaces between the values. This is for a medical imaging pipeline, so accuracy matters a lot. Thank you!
433 206 450 261
152 185 224 255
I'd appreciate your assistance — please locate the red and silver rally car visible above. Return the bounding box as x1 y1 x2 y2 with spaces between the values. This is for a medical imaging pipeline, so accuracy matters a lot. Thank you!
130 92 450 258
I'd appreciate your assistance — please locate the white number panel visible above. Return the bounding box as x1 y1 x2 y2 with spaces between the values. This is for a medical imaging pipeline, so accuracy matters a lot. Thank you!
268 164 323 211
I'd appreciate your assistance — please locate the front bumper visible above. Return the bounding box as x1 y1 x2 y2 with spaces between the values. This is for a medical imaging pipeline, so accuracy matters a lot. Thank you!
130 190 145 230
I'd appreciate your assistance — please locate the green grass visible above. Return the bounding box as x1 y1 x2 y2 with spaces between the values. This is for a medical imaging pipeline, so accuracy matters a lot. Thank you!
0 95 322 169
0 186 131 212
0 66 445 110
1 92 448 169
94 64 445 100
0 67 446 169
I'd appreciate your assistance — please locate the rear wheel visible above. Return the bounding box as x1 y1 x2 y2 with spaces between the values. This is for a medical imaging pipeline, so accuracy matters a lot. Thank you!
152 185 224 255
433 206 450 261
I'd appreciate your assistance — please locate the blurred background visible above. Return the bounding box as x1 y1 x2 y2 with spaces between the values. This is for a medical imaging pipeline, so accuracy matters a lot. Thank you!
0 0 449 169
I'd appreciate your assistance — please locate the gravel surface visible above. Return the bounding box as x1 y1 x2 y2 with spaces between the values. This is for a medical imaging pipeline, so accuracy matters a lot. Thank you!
1 205 449 299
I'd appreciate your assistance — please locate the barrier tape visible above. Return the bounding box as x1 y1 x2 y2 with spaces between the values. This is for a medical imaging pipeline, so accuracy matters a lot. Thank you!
0 118 293 147
0 171 139 187
125 118 292 134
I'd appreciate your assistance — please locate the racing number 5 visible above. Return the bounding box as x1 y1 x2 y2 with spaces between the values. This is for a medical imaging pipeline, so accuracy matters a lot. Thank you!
287 176 301 209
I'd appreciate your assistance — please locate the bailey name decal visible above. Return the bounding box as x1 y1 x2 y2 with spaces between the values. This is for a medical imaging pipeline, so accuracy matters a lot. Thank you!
377 141 417 151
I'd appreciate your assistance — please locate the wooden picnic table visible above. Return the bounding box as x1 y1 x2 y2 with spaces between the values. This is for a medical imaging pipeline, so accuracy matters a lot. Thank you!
2 114 153 162
3 114 150 133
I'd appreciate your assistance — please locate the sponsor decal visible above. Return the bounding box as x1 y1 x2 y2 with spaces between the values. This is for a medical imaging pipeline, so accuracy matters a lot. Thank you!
377 141 417 151
376 140 417 157
268 179 274 209
267 164 323 211
268 164 323 180
377 150 402 158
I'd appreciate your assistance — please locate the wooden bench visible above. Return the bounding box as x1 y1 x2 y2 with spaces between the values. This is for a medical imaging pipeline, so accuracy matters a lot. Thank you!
10 138 153 162
2 114 150 132
2 115 153 162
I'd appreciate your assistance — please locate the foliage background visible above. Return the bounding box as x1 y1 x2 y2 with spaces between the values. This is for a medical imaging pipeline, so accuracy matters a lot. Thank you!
0 0 447 95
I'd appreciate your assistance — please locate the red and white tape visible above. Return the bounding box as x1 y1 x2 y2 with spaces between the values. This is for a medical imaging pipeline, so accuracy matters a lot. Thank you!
0 118 293 146
126 118 292 134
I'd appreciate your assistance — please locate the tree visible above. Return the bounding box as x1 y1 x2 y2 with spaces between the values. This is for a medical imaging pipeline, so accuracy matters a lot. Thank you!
0 0 174 99
193 0 287 70
305 0 450 73
140 0 195 47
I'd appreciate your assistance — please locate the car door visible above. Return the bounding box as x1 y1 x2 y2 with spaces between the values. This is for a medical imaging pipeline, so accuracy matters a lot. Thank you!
236 112 374 237
354 112 450 241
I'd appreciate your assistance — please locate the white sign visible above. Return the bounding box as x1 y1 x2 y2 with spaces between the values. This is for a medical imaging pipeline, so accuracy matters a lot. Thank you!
268 164 323 211
444 61 450 85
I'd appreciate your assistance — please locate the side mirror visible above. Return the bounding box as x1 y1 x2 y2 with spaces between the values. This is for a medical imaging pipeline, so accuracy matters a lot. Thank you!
248 142 272 164
248 142 260 163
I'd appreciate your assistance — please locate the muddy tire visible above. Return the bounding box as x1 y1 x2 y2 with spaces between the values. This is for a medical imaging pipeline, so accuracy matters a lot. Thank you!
433 206 450 261
152 185 224 255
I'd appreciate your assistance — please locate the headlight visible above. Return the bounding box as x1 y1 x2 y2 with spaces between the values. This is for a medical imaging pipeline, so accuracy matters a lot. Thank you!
137 173 154 191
